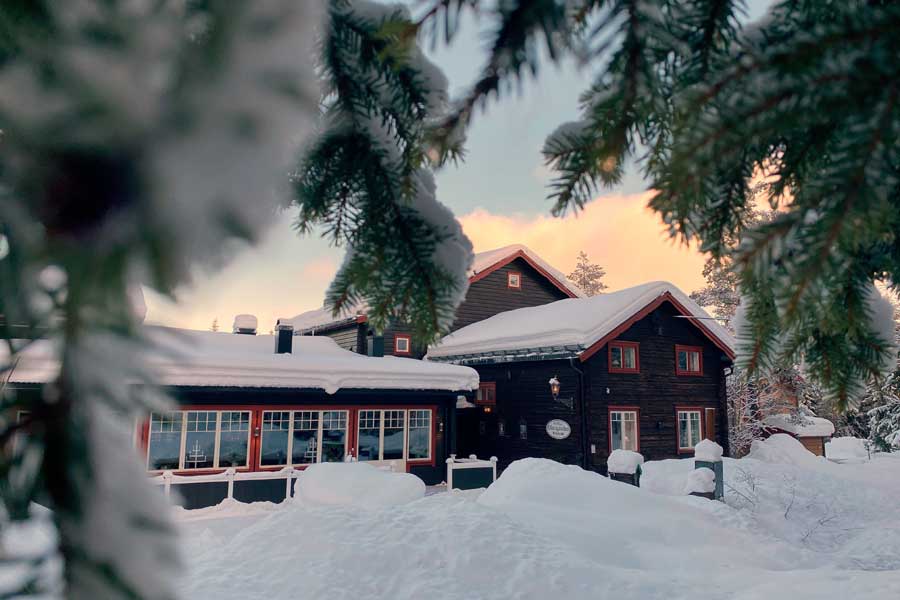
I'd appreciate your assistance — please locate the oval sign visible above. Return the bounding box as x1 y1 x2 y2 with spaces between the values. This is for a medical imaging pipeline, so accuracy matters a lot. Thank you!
545 419 571 440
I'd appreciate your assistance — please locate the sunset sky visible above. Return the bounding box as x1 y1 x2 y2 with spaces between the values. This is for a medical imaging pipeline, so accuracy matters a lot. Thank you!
146 2 770 333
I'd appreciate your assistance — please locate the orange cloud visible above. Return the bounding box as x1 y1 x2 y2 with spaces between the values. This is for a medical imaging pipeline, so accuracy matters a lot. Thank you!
458 192 708 294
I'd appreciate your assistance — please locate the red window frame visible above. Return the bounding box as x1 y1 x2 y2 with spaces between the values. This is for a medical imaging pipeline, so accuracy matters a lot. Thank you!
675 344 703 376
608 340 640 374
608 406 640 453
507 271 522 289
476 382 496 405
394 334 412 355
141 404 438 475
675 406 704 454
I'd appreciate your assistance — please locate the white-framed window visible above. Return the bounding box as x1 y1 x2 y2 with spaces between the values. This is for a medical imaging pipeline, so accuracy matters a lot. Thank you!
394 334 411 354
148 410 251 471
677 409 703 451
259 409 348 467
357 408 433 462
507 272 521 289
609 409 639 452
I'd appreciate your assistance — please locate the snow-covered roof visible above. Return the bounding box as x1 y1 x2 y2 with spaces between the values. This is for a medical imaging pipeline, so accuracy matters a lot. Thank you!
283 244 584 333
764 414 836 438
3 327 478 394
426 281 735 363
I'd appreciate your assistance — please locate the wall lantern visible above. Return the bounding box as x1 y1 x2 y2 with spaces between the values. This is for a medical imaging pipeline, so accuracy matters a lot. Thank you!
548 375 574 410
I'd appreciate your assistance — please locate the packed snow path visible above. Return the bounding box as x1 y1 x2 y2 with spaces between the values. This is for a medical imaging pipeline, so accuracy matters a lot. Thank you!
178 438 900 600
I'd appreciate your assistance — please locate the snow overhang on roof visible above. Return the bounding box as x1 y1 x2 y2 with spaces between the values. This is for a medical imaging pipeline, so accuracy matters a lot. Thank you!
283 244 585 332
3 327 479 394
764 414 836 438
426 281 736 364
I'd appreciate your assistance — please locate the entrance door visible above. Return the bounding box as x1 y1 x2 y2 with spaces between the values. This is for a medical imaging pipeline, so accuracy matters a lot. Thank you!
704 408 717 442
356 409 407 472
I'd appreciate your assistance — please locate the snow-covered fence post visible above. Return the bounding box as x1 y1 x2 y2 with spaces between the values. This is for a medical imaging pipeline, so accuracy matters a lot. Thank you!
162 470 173 498
692 440 724 501
445 457 455 491
607 450 644 486
490 456 498 483
225 467 236 500
285 467 296 500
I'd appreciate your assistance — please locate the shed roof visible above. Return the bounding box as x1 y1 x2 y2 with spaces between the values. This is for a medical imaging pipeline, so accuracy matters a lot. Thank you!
425 281 735 364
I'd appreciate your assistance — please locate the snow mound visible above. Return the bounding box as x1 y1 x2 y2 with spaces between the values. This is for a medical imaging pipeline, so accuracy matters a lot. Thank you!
825 436 870 462
294 463 424 509
764 413 835 437
748 434 824 467
684 468 715 494
694 439 723 462
607 449 644 474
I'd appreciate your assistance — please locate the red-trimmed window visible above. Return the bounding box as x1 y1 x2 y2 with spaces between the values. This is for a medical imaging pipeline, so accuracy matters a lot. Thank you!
507 272 522 289
675 345 703 376
609 408 639 452
394 334 411 355
147 410 251 471
608 341 640 373
476 382 496 405
677 408 703 452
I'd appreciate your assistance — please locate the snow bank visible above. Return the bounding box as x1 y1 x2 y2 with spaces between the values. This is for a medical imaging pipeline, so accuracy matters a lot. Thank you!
826 436 870 462
607 449 644 474
684 468 715 494
294 463 424 509
428 281 734 361
694 439 723 462
748 434 824 467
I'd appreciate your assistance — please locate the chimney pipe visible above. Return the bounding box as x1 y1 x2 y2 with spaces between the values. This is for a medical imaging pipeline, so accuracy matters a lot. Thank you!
275 320 294 354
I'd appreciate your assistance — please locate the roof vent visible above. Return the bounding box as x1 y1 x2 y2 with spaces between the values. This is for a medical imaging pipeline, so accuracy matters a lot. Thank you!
232 314 258 335
274 320 294 354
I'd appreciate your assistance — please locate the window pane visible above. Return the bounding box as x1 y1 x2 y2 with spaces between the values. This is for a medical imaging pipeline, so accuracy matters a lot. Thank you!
690 413 701 447
622 414 637 451
679 413 689 449
292 411 319 465
610 347 622 368
218 411 250 467
623 347 636 369
148 412 182 470
383 410 405 460
690 352 700 372
184 411 216 469
678 351 688 372
357 410 381 461
610 413 623 450
407 410 430 460
261 411 290 466
321 411 347 463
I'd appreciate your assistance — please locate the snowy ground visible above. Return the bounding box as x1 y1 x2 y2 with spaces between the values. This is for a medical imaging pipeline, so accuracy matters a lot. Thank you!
176 436 900 599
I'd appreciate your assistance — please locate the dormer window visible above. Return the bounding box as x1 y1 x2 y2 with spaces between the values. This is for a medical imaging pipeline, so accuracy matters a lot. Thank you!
394 334 411 355
608 341 639 373
507 272 521 289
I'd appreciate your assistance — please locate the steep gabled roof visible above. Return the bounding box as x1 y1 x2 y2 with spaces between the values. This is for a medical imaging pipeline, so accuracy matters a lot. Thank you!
284 244 584 332
425 281 735 364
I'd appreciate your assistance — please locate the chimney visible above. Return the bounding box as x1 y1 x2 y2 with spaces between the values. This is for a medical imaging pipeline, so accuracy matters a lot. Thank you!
275 319 294 354
232 314 258 335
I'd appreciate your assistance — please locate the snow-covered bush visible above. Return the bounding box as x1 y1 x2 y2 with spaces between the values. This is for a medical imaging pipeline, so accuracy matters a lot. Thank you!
868 401 900 452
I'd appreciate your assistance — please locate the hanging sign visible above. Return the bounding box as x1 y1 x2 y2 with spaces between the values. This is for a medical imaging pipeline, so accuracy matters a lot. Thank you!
545 419 571 440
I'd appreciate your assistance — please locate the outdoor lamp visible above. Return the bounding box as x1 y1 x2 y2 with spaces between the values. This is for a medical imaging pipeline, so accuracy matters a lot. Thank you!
549 376 561 399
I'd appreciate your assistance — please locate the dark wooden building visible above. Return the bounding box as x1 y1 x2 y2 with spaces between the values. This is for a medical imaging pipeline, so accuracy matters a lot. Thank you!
284 245 584 359
5 324 478 508
427 282 736 472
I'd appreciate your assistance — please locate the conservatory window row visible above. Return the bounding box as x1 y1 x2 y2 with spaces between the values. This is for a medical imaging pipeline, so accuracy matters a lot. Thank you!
147 410 251 471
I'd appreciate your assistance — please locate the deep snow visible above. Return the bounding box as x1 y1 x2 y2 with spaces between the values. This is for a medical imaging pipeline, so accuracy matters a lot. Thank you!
177 438 900 600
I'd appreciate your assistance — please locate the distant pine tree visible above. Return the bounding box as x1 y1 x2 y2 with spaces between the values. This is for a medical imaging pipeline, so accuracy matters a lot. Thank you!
567 251 607 296
211 317 219 332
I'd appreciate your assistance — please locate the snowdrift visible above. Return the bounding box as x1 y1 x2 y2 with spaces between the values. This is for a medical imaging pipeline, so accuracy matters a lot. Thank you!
294 462 425 509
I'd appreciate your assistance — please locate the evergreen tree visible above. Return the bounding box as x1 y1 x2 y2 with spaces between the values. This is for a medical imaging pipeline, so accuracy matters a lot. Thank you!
868 399 900 452
211 317 219 332
568 251 607 296
0 2 320 597
397 0 900 411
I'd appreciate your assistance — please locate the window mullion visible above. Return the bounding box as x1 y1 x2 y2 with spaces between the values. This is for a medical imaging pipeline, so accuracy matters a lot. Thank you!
213 412 222 468
179 412 187 471
286 412 294 468
317 411 324 463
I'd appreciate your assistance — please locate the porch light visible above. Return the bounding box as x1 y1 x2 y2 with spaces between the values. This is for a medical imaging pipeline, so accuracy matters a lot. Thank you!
549 376 561 399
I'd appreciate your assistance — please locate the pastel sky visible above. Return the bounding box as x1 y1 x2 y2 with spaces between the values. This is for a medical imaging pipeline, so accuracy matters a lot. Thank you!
145 1 771 334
